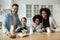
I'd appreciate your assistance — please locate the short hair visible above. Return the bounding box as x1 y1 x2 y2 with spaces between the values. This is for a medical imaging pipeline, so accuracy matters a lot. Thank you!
40 8 51 17
21 17 27 22
33 15 42 23
12 3 19 7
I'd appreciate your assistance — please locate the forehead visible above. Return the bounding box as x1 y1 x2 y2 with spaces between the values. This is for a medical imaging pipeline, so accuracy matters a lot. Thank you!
42 11 46 13
12 6 18 8
21 19 26 21
35 18 40 20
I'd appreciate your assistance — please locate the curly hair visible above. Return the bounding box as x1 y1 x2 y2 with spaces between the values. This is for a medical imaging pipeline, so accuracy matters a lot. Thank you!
40 8 51 17
33 15 42 23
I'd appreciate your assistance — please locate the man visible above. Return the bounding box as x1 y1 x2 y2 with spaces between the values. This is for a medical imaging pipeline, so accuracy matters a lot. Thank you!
2 4 21 36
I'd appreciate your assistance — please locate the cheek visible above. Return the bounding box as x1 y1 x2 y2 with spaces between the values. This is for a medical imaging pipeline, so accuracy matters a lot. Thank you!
12 9 18 12
44 14 47 16
22 21 26 24
42 14 47 17
35 21 40 24
42 14 44 16
13 10 17 12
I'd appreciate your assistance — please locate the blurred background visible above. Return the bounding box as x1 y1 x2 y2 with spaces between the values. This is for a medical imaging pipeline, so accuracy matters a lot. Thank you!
0 0 60 32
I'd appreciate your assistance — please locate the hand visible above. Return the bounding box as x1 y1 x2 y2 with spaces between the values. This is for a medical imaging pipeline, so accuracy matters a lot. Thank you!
9 34 16 38
41 28 46 32
6 32 11 36
53 27 56 29
50 28 55 32
15 27 21 32
6 32 16 38
33 25 37 31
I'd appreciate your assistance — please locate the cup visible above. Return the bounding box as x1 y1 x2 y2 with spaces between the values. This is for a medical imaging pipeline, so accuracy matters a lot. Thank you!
30 27 33 34
47 27 51 33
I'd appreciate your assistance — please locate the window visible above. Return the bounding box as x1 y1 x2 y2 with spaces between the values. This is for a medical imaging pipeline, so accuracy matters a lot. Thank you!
41 5 46 8
26 5 32 18
48 5 53 13
34 5 39 15
26 4 53 18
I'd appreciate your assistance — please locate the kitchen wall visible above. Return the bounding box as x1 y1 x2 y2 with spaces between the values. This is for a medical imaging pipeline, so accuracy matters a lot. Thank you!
0 0 60 26
12 0 60 26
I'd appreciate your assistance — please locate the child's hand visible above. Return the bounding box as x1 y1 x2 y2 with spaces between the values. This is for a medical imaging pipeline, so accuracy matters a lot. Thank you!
33 24 37 31
41 28 46 32
17 27 21 29
32 26 36 32
15 27 21 32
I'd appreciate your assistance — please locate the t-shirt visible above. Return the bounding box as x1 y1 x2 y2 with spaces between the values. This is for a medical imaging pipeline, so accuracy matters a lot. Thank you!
33 23 42 31
13 16 16 25
42 17 50 28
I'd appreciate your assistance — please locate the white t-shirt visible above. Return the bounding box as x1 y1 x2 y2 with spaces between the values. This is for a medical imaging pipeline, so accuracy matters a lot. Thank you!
33 23 43 30
13 16 16 25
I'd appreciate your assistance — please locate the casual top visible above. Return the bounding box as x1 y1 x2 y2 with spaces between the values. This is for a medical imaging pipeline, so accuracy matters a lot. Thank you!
49 17 57 29
42 17 57 30
2 13 21 33
33 23 43 31
42 17 50 28
13 16 16 25
17 25 30 32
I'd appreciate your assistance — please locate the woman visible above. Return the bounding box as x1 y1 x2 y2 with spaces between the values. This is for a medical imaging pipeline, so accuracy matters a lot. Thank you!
40 8 57 32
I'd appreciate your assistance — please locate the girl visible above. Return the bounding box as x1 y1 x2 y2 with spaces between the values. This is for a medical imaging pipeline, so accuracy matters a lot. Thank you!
32 15 42 32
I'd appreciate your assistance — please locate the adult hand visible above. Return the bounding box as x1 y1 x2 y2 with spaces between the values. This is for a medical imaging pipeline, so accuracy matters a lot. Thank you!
6 32 11 36
6 32 16 38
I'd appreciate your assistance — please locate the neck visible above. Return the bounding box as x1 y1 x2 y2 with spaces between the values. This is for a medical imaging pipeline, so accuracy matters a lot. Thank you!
11 12 17 16
22 24 26 26
35 23 40 25
43 16 47 19
13 13 16 16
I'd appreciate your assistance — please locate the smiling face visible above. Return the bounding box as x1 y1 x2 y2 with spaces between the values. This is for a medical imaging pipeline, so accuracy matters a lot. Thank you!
11 6 18 15
21 19 27 26
35 18 40 25
41 11 47 18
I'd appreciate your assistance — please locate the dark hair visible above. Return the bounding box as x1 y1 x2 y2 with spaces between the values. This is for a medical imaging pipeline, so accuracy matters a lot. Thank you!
12 3 19 7
40 8 51 17
21 17 27 22
33 15 42 23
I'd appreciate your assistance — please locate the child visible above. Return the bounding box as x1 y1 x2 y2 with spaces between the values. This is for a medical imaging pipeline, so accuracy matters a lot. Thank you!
15 17 29 33
32 15 43 32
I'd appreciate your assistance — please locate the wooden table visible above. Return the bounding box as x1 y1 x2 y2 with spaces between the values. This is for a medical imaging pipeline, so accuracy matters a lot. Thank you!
0 32 60 40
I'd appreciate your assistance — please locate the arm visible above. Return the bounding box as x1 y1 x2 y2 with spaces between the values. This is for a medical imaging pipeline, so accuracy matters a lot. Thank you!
49 17 57 29
15 26 22 32
51 17 57 29
32 24 37 31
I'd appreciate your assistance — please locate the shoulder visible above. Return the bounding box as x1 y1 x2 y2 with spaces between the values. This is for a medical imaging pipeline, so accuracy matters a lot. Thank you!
5 13 11 17
49 16 54 20
49 16 55 22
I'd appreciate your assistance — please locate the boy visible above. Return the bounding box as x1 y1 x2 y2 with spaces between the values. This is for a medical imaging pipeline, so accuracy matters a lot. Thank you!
15 17 29 33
